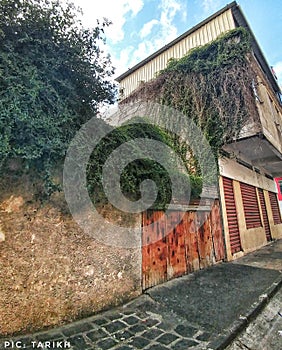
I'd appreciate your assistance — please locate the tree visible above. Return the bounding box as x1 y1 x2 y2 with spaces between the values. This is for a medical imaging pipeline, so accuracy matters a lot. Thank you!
0 0 116 192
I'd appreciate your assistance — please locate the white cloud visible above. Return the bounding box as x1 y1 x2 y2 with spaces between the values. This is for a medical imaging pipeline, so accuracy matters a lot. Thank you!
201 0 222 14
140 19 159 39
156 0 181 44
273 61 282 84
113 45 135 74
72 0 144 43
131 41 155 64
131 0 183 63
109 0 186 77
159 0 181 26
71 0 187 78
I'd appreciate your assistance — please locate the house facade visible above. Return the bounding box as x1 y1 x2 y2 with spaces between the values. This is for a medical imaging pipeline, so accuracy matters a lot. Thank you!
116 1 282 262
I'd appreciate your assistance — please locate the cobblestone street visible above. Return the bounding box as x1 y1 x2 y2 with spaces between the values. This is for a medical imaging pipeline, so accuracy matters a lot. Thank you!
1 295 212 350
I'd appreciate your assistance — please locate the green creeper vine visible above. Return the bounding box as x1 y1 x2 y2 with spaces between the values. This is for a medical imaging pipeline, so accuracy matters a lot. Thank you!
123 27 259 181
87 120 203 209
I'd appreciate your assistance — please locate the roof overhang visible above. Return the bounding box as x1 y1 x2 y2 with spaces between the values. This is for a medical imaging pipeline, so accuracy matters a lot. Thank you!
223 135 282 178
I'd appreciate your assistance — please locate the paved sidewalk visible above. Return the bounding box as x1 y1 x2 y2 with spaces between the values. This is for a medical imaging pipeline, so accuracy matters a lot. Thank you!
226 287 282 350
1 240 282 350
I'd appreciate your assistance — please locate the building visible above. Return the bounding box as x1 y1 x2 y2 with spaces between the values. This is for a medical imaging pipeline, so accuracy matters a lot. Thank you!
116 1 282 263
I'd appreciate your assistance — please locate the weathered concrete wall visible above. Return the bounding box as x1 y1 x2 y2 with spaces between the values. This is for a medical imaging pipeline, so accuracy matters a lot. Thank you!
256 71 282 156
0 177 142 336
219 157 277 192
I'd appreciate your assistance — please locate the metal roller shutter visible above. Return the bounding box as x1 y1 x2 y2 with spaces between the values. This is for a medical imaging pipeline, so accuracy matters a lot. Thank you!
258 189 272 241
240 183 262 229
222 177 242 254
268 191 282 225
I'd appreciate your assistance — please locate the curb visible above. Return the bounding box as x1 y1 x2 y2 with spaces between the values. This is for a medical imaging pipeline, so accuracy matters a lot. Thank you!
207 273 282 350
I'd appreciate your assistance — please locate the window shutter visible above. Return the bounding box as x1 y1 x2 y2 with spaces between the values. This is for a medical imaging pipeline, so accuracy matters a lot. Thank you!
222 177 241 254
240 183 262 229
268 191 282 225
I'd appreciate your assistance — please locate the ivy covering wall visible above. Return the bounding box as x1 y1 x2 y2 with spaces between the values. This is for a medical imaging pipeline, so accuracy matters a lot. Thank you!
87 120 203 208
122 27 259 175
90 26 260 208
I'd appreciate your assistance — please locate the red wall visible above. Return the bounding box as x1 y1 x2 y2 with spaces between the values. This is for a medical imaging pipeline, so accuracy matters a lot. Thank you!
275 178 282 201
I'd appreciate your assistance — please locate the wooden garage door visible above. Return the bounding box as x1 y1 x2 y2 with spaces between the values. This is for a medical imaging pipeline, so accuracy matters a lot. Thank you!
222 177 242 254
142 201 224 290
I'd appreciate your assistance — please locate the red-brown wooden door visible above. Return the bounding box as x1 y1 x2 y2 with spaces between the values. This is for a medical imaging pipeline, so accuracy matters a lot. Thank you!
142 201 225 290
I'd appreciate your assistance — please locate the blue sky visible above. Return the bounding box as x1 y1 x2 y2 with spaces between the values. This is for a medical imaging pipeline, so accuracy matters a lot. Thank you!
73 0 282 85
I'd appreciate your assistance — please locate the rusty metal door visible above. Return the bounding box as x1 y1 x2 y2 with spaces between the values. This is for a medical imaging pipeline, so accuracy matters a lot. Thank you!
222 177 242 254
142 201 225 290
268 191 282 225
240 182 262 229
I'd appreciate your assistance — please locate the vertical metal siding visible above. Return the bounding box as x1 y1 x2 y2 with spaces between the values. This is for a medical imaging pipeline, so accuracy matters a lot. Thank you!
268 191 282 225
210 21 217 40
240 183 262 229
196 31 201 46
258 189 272 241
222 177 242 254
206 25 211 43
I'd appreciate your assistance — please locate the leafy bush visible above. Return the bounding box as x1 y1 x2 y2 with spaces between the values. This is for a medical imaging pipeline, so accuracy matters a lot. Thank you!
0 0 116 193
